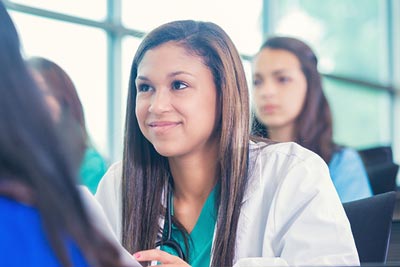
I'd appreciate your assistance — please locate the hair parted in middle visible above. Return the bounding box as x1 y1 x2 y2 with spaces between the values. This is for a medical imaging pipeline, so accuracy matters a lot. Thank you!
251 36 338 163
122 20 250 267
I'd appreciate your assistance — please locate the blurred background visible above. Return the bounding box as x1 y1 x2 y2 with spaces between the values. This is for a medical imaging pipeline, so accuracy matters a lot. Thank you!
3 0 400 186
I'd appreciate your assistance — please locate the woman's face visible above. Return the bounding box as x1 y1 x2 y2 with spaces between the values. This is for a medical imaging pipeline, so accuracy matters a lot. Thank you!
32 71 62 122
135 41 218 158
252 48 307 132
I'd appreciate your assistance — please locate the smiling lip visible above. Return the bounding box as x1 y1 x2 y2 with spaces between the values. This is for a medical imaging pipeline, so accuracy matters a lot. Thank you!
148 121 181 133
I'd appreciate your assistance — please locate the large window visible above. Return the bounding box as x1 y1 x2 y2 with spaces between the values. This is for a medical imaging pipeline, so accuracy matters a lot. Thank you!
121 0 263 55
5 0 263 162
323 78 391 147
9 0 107 20
267 0 396 151
4 0 400 182
9 10 108 156
272 0 389 83
121 36 142 137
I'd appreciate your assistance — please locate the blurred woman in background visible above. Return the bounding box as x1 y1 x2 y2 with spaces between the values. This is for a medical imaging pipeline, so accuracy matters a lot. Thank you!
251 36 372 202
27 57 108 194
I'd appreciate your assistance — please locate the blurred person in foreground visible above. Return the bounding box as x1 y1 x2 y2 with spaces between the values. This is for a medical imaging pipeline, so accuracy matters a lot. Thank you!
0 2 139 267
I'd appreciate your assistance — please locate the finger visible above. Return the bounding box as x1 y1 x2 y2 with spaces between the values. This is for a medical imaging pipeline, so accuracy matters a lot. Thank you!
133 249 183 264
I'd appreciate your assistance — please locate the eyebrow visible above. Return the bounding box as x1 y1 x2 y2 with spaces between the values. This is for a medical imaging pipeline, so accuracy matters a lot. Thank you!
253 68 299 79
136 76 149 81
271 69 295 75
136 71 195 81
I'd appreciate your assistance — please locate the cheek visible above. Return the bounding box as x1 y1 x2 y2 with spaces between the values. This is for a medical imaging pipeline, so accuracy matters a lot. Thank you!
207 94 219 129
135 99 147 130
191 97 218 132
288 86 307 117
252 90 263 107
45 96 61 121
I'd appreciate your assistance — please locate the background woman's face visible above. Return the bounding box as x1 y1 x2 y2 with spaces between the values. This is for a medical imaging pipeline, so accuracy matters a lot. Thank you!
251 48 307 131
32 71 62 122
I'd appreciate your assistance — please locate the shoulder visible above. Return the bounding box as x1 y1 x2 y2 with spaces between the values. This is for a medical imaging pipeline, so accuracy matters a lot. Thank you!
329 147 365 171
0 198 43 263
95 161 123 204
331 147 362 162
84 146 102 157
0 197 39 228
250 141 321 159
328 147 372 202
82 147 107 167
246 141 331 200
250 141 325 171
94 161 123 240
97 161 123 190
0 197 88 267
107 161 123 176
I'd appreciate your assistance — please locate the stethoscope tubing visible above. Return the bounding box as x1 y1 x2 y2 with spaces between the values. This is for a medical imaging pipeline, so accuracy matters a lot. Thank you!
155 186 187 261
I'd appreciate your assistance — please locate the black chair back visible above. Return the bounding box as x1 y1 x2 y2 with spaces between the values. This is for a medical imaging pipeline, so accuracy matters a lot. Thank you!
343 191 397 263
367 164 399 195
358 146 393 165
358 146 399 194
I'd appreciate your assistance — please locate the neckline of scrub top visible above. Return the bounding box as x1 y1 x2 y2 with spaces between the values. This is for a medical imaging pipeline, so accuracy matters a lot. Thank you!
161 183 219 267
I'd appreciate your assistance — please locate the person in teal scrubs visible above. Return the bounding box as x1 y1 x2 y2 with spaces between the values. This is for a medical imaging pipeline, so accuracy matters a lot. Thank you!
251 36 372 202
95 20 359 267
27 57 108 194
79 145 108 193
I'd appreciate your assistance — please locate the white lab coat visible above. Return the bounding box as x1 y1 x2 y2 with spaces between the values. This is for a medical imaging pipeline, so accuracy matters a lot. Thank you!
79 186 142 267
95 142 360 266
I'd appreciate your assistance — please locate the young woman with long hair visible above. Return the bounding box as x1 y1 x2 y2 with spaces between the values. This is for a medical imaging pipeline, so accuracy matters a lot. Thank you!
251 36 372 203
96 20 359 267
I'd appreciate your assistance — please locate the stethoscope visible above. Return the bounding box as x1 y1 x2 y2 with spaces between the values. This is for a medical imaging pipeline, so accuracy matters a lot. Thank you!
155 185 187 262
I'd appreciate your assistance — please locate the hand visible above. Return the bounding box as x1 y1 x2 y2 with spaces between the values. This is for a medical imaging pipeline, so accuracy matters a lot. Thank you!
133 249 191 267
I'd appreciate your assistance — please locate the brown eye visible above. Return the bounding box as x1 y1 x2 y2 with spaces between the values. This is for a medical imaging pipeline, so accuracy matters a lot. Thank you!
277 76 291 84
171 81 188 90
137 84 152 92
253 78 262 87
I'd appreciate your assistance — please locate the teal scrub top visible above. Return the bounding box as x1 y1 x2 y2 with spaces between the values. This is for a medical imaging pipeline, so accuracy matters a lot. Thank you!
160 185 218 267
79 147 108 194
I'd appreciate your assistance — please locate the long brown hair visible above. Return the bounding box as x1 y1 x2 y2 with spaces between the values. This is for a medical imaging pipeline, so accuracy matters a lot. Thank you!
0 3 123 266
251 36 338 163
122 20 250 266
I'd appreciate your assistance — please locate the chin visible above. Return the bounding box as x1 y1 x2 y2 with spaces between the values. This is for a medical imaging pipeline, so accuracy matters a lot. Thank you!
152 145 180 157
258 117 284 127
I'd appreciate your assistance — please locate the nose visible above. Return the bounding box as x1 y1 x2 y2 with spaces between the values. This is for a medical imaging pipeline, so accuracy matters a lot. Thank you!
257 79 277 99
148 88 172 114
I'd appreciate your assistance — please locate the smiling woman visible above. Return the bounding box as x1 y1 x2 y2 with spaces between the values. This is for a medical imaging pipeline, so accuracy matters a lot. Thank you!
135 42 218 158
95 20 359 267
